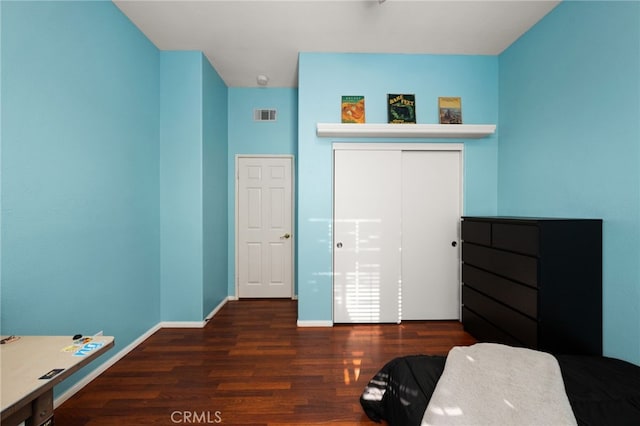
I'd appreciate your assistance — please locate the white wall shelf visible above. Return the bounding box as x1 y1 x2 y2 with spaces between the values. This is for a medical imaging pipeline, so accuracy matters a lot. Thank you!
316 123 496 139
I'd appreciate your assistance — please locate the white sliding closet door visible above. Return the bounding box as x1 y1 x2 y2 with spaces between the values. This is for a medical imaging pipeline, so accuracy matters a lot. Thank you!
333 150 402 323
401 151 461 320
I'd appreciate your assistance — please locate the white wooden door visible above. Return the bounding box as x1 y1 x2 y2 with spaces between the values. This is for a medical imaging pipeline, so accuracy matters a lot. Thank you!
237 157 293 298
401 150 461 320
333 150 402 323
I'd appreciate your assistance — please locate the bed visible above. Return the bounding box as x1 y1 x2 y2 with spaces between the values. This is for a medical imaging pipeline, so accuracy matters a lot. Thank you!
360 343 640 426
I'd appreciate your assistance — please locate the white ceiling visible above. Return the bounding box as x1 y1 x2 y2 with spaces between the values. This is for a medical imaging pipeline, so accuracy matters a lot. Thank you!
113 0 560 88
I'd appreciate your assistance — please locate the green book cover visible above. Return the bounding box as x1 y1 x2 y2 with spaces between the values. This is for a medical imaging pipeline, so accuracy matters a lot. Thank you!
387 94 416 123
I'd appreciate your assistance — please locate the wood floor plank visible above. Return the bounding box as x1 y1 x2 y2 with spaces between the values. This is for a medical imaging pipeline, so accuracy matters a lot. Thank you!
54 299 476 425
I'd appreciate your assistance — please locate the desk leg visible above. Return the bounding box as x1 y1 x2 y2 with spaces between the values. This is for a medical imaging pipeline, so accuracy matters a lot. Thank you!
2 402 32 426
26 389 54 426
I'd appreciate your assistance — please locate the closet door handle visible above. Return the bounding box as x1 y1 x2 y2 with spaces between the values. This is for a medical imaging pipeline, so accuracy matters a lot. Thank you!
336 242 343 248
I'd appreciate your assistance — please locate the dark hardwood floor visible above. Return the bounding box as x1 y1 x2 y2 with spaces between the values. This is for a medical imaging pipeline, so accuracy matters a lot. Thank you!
55 299 476 425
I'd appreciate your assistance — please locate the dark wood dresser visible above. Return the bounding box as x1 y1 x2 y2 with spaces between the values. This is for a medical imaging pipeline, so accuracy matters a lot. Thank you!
461 216 602 355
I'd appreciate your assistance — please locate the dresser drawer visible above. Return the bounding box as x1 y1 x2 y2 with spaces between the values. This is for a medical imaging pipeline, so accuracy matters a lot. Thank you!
463 286 538 348
463 243 538 287
462 220 491 246
492 223 539 256
462 307 524 347
462 264 538 318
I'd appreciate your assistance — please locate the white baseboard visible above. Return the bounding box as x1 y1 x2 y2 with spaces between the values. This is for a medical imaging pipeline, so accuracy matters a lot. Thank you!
161 296 233 328
205 296 233 322
53 296 232 409
296 320 333 327
159 321 205 328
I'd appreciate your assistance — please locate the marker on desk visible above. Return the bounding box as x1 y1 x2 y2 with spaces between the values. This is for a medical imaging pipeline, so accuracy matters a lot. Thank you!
73 334 93 345
0 335 20 344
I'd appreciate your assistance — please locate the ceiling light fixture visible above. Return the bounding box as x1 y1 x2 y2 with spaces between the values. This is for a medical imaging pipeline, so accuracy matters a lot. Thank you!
257 75 269 86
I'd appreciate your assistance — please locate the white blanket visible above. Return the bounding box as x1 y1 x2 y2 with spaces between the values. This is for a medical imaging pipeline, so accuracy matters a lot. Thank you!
421 343 577 426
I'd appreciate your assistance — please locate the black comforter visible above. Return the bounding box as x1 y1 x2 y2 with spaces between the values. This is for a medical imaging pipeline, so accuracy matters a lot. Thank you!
360 353 640 426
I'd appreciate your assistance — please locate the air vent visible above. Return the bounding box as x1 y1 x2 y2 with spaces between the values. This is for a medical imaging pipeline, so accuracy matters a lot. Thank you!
254 109 277 121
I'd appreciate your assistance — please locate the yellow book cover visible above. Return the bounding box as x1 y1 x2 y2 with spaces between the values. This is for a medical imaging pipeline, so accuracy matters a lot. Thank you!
341 96 365 123
439 97 462 124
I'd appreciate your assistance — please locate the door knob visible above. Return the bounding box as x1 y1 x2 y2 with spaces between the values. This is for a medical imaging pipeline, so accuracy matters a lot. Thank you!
280 233 291 239
336 242 343 248
451 241 457 247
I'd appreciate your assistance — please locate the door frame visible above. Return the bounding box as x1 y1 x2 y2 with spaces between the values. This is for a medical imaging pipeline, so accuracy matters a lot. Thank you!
235 154 296 299
332 143 464 322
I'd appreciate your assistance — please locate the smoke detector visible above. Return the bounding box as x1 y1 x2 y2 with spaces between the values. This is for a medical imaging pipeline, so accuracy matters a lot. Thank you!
257 75 269 86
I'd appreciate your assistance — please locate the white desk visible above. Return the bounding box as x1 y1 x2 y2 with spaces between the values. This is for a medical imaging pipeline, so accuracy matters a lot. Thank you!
1 335 114 426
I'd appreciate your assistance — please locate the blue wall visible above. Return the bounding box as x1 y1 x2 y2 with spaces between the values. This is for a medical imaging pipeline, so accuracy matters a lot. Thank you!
297 53 499 322
499 1 640 364
1 1 231 398
203 55 229 315
160 51 204 321
227 88 298 295
160 51 229 321
1 0 161 390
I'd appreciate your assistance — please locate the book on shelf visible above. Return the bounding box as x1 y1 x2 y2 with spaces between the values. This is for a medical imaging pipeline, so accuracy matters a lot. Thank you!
341 96 366 123
387 94 416 123
438 97 462 124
